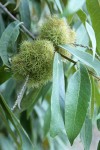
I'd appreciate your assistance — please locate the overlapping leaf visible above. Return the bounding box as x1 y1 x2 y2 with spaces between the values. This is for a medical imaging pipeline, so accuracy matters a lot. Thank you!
86 0 100 52
59 45 100 76
65 63 91 144
0 21 20 66
50 52 65 137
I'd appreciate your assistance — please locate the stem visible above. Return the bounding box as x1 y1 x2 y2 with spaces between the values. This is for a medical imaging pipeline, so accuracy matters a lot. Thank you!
58 52 77 65
0 2 35 40
58 51 100 81
72 43 100 60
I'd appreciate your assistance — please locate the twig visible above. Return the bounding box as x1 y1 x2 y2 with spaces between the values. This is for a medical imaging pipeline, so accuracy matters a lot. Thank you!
88 70 100 81
0 2 35 40
72 43 100 60
58 52 77 65
58 51 100 81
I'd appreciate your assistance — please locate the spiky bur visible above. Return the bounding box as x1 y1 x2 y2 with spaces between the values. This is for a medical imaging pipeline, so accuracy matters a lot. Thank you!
11 40 54 88
40 16 76 45
40 16 76 59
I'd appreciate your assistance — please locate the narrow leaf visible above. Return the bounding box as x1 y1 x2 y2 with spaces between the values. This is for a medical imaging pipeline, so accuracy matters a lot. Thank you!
65 63 91 144
85 22 96 59
80 117 92 150
86 0 100 52
0 94 34 149
19 0 31 29
55 0 63 13
50 52 65 137
0 21 20 66
77 9 87 25
89 77 95 118
59 45 100 76
97 141 100 150
67 0 85 14
14 0 21 10
43 106 51 137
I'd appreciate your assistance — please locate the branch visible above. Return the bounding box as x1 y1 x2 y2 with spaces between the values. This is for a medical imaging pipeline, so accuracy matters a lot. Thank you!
58 52 77 65
58 51 100 81
0 2 35 40
72 43 100 60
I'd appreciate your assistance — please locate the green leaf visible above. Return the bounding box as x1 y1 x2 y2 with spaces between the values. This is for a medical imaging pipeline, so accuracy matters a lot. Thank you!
19 0 31 29
85 22 96 59
0 94 34 149
97 141 100 150
86 0 100 52
76 24 89 51
97 118 100 131
65 63 91 144
7 22 22 53
26 83 51 117
77 9 87 25
97 108 100 131
98 0 100 5
50 52 65 137
55 0 63 13
66 0 85 14
89 77 95 118
43 106 51 137
0 66 12 84
0 14 5 37
0 21 20 66
0 134 15 150
0 105 21 148
59 45 100 76
31 0 41 19
95 83 100 106
80 117 92 150
14 0 21 10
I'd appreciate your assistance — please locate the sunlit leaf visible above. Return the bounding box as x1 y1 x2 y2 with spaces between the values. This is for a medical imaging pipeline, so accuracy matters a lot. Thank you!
66 0 85 14
77 9 87 25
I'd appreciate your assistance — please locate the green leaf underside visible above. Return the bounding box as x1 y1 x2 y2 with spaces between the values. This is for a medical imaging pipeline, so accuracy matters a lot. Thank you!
0 21 20 66
86 0 100 52
65 63 91 144
50 52 64 137
59 45 100 76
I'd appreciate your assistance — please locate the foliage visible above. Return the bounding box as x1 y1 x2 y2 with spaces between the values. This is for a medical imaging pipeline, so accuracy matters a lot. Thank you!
0 0 100 150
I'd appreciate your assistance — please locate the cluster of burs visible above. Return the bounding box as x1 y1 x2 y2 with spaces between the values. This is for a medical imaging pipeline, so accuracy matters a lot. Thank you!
12 16 76 88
